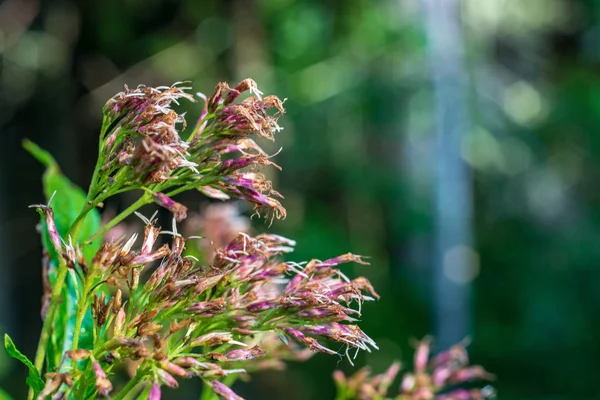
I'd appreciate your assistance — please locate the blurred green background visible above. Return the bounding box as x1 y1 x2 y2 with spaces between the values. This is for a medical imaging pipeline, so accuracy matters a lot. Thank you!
1 0 599 399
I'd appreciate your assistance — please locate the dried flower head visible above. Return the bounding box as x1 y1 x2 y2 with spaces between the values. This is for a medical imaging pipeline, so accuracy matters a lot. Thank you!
92 79 288 224
31 210 375 399
102 83 197 184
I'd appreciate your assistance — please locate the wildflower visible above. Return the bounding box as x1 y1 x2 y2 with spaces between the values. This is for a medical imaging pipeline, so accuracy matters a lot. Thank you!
99 79 288 223
148 382 161 400
152 193 188 222
190 80 287 221
80 224 375 395
283 328 338 355
64 349 91 361
334 338 495 400
37 373 71 400
101 83 197 185
157 369 179 388
333 362 400 400
211 380 245 400
33 205 62 254
92 361 113 397
104 83 194 128
208 345 266 362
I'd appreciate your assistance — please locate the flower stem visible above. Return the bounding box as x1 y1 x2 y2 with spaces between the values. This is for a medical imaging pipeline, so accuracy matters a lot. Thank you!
71 270 97 351
113 371 144 400
68 201 95 242
29 259 69 400
84 192 152 245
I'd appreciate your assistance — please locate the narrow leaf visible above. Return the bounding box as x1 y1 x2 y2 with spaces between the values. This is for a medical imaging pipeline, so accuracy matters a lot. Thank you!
4 334 44 396
23 140 100 367
23 139 102 261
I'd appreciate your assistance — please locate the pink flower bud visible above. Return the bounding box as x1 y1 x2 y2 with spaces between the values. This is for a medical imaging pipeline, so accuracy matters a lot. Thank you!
208 82 228 112
131 244 170 265
37 373 65 399
318 253 369 267
104 132 117 153
225 78 261 104
153 193 188 222
92 361 112 396
452 366 495 383
223 345 266 361
160 361 190 378
34 206 62 253
156 369 178 388
113 308 126 337
379 361 401 391
211 380 244 400
64 349 91 361
148 382 161 400
246 301 276 312
198 186 231 200
284 328 337 355
141 223 161 255
401 373 415 393
190 332 233 347
173 356 203 368
415 338 431 373
432 365 452 386
187 299 226 317
412 387 434 400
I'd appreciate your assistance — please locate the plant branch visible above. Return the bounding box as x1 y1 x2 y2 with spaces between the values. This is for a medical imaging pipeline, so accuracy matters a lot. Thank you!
84 192 152 245
29 259 69 400
113 368 145 400
67 201 96 242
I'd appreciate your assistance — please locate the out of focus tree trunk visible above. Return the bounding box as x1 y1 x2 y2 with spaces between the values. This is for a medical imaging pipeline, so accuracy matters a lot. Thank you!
423 0 473 348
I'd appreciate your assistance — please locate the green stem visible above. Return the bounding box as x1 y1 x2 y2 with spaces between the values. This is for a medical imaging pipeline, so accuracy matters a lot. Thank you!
187 112 213 145
84 193 152 245
113 371 144 400
68 202 95 242
68 162 108 242
71 270 97 350
29 260 69 400
162 176 218 198
164 184 194 198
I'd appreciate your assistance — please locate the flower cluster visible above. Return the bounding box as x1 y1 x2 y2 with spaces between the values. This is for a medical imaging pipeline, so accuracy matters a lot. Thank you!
32 203 376 399
92 79 286 225
102 83 197 185
190 79 287 221
334 338 495 400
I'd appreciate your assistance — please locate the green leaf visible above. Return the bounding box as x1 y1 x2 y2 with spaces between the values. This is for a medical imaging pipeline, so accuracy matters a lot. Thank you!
4 334 44 396
23 139 102 262
23 140 100 367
